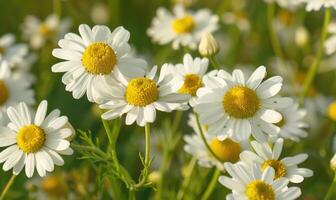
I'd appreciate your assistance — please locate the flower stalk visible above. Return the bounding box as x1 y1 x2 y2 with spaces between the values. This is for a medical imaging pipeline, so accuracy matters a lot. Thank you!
0 174 16 200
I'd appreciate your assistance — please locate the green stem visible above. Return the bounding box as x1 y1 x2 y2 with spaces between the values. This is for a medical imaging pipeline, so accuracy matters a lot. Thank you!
176 158 197 200
201 169 221 200
209 55 220 70
193 111 223 162
144 123 151 166
299 8 330 104
267 3 285 60
0 174 16 200
324 173 336 200
129 190 135 200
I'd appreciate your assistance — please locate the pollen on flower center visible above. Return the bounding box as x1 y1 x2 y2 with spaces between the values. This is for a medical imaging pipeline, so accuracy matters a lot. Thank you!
262 160 287 179
42 175 67 197
209 138 241 163
246 180 275 200
0 80 9 105
172 16 195 34
82 42 116 75
17 125 46 153
178 74 202 96
223 86 260 119
125 78 159 107
38 24 53 37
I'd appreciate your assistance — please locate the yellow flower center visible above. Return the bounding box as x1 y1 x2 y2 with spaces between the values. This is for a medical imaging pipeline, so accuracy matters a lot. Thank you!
328 102 336 121
17 125 46 153
125 78 159 106
0 80 9 105
223 86 260 119
262 160 287 179
82 42 116 75
178 74 202 96
246 180 275 200
38 24 54 37
42 175 67 197
209 138 241 163
172 16 195 34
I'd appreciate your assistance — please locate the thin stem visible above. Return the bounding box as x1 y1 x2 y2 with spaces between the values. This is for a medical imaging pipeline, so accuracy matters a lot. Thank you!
0 174 16 200
267 3 285 60
300 8 330 104
209 55 220 70
193 111 223 162
176 158 197 200
129 190 135 200
144 123 151 166
201 169 221 200
324 173 336 200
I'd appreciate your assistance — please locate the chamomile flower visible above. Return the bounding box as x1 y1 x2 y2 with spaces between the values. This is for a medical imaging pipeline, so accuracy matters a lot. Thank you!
147 4 219 50
0 34 28 67
240 139 313 183
0 61 34 111
0 100 74 177
194 66 293 142
219 163 302 200
184 114 249 170
52 24 147 102
98 65 189 126
170 54 208 106
271 103 308 142
301 0 336 11
22 14 71 49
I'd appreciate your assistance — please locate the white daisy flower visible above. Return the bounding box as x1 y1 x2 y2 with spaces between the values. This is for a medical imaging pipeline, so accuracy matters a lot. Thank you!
194 66 293 142
170 54 208 106
219 162 302 200
147 4 219 50
240 139 313 183
0 100 74 177
22 14 72 49
301 0 336 11
271 102 308 142
264 0 303 10
98 65 189 126
0 61 34 111
184 114 249 170
0 34 28 67
52 24 147 102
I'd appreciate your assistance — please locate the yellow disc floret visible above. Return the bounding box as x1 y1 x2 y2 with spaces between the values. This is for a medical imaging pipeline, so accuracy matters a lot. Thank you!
172 16 195 34
82 42 116 75
246 180 275 200
223 86 260 119
178 74 202 96
42 175 68 197
328 101 336 121
125 78 159 107
38 24 54 37
262 160 287 179
0 80 9 105
17 125 46 153
209 138 241 163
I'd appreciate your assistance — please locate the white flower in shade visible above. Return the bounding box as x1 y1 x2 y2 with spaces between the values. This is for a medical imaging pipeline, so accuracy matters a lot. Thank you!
91 3 110 24
264 0 303 10
301 0 336 11
52 24 147 102
184 114 249 170
147 4 219 50
0 100 74 177
0 61 34 111
98 65 189 126
219 162 302 200
240 139 313 183
0 34 28 67
22 14 71 49
325 22 336 55
170 54 208 106
194 66 293 142
272 103 308 142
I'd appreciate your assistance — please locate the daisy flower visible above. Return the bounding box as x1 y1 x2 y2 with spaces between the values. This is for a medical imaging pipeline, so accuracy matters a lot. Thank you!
52 24 147 102
264 0 303 10
272 102 308 142
98 65 189 126
147 4 219 50
0 34 28 67
301 0 336 11
170 54 208 106
194 66 293 142
0 61 34 111
0 100 74 177
22 14 71 49
240 139 313 183
184 114 249 170
219 162 302 200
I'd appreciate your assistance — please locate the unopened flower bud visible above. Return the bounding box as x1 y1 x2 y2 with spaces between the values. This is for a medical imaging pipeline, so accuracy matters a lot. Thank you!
295 26 309 48
330 154 336 171
198 32 220 57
